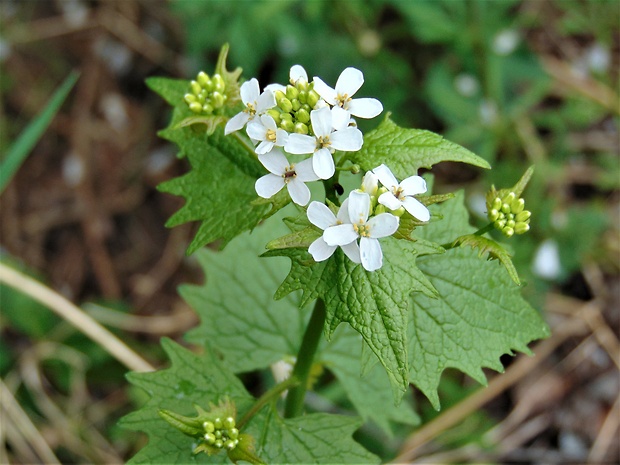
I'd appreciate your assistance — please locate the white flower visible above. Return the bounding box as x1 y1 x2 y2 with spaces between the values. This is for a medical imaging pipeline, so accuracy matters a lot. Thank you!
225 78 276 135
255 149 319 206
264 64 310 94
307 199 360 263
246 114 289 154
373 164 430 222
313 67 383 119
323 191 399 271
284 106 363 179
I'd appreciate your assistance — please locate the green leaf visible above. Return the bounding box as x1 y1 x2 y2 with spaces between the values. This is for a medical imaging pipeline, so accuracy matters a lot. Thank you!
121 339 378 464
449 234 521 285
321 326 420 436
146 77 188 108
409 191 550 409
120 338 254 464
266 236 443 402
352 116 490 179
1 71 79 194
157 126 270 253
258 413 379 464
183 215 306 373
183 215 419 436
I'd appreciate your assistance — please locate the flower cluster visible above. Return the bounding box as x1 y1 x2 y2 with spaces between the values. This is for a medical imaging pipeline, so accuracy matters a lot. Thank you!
184 71 227 115
308 165 430 271
487 191 531 236
200 416 239 452
225 65 383 205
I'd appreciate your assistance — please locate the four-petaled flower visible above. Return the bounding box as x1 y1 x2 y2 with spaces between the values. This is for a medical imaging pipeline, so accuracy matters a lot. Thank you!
313 67 383 119
324 191 399 271
373 164 430 222
225 78 276 135
285 106 363 179
307 199 361 264
254 149 318 206
246 115 289 154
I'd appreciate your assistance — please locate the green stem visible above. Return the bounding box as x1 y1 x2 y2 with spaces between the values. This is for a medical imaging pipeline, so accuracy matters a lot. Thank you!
284 298 326 418
238 376 300 428
441 223 495 250
231 131 259 160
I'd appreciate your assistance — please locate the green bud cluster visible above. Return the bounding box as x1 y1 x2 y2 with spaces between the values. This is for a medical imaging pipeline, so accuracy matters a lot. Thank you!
201 416 239 451
267 79 321 135
184 71 227 115
488 191 531 237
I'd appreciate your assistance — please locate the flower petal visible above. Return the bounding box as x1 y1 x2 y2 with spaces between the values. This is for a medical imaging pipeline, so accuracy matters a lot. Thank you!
307 201 337 229
330 127 363 152
341 241 361 264
336 198 351 224
372 164 398 190
331 106 351 131
240 78 260 105
294 157 320 182
336 67 364 97
285 134 316 154
312 76 337 105
377 191 402 211
246 120 267 141
224 112 249 135
400 175 427 196
290 65 308 84
347 98 383 119
360 237 383 271
323 224 358 246
308 237 336 262
258 149 287 174
312 148 335 179
287 178 311 206
275 128 289 146
402 196 430 222
367 213 399 238
255 174 284 199
256 89 276 113
255 140 274 155
310 106 332 137
360 171 378 195
348 191 371 224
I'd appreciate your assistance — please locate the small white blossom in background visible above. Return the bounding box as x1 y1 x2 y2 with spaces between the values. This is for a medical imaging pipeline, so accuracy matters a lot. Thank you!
323 191 399 271
359 170 378 195
373 164 430 222
285 106 363 179
313 67 383 119
254 149 318 206
307 199 360 263
225 78 276 134
246 114 289 154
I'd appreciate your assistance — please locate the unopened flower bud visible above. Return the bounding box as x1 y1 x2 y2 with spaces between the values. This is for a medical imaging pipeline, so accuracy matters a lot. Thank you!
294 122 309 134
503 227 514 237
296 108 310 123
204 432 216 444
515 222 530 234
211 91 225 108
488 208 500 222
392 206 406 217
214 418 223 429
286 85 299 100
280 119 295 132
307 90 320 108
278 97 293 113
212 74 225 92
501 203 511 214
228 428 239 439
225 439 236 450
214 430 222 439
511 197 525 214
202 103 214 114
223 417 235 429
214 439 223 449
297 90 308 104
203 421 215 433
190 80 201 95
267 109 282 124
496 219 506 229
291 99 301 111
374 204 387 215
184 93 197 104
515 210 531 222
378 187 388 195
492 197 502 211
197 71 210 88
189 102 203 113
296 80 309 92
506 219 516 229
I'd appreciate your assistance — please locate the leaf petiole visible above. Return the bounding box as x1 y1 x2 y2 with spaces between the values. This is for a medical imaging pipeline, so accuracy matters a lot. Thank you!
238 376 300 428
442 222 494 250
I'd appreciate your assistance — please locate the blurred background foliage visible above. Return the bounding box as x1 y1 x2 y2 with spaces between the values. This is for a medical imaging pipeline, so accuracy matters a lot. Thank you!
1 0 618 463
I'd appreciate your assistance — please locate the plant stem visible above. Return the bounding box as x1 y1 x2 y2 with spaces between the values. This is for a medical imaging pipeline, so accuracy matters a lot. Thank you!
441 223 495 250
284 298 326 418
238 376 300 428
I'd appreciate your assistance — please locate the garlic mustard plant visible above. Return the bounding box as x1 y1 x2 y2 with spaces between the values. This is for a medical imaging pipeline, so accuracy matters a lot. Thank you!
123 45 549 465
